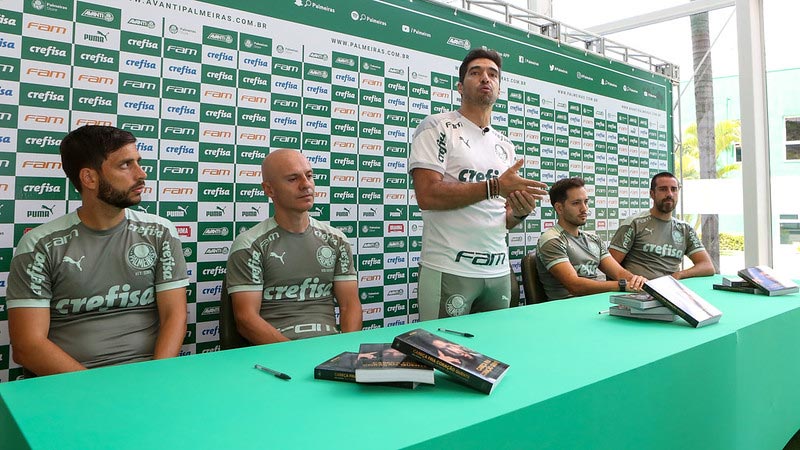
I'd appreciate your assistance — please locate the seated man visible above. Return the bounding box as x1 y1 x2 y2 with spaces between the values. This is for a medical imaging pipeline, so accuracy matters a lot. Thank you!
7 125 188 376
225 149 362 344
609 171 715 280
536 177 647 300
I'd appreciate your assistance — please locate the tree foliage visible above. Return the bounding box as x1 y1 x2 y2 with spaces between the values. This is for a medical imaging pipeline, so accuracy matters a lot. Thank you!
676 119 742 180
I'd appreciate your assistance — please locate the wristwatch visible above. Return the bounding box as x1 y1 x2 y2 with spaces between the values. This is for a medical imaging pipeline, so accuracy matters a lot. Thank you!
618 279 627 292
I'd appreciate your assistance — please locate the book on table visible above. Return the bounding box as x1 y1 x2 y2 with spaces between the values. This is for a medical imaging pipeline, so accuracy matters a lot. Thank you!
712 284 760 295
642 275 723 328
721 276 751 288
608 305 676 322
609 293 665 310
354 343 435 385
737 266 799 296
391 328 509 395
314 351 423 389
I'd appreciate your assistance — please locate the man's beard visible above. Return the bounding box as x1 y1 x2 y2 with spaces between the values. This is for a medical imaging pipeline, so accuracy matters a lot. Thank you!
98 177 142 208
655 197 676 214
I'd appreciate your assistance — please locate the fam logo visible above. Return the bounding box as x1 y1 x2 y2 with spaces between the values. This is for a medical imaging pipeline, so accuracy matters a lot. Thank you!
127 243 156 270
26 20 67 35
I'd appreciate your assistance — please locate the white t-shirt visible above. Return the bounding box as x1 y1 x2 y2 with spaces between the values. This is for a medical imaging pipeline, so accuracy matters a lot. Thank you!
409 110 514 277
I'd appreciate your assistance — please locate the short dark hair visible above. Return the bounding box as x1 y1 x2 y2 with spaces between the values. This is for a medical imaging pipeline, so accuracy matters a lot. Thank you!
650 171 679 191
60 125 136 192
458 48 502 83
549 177 585 205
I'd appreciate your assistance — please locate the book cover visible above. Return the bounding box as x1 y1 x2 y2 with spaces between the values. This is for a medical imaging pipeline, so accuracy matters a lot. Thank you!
643 276 723 328
721 276 751 288
608 305 676 322
609 293 664 309
712 284 760 295
314 352 420 389
626 305 674 315
355 344 435 385
737 266 799 296
391 329 509 395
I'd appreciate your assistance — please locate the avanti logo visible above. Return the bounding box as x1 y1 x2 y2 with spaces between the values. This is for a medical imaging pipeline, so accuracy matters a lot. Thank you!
447 37 471 50
128 18 156 29
207 32 233 44
81 9 114 22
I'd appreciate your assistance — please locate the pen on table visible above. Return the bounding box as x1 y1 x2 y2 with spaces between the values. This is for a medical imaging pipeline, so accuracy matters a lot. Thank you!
254 364 291 380
598 309 610 315
437 328 474 338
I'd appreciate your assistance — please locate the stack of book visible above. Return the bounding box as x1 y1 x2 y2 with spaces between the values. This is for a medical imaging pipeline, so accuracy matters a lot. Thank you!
606 276 723 328
712 276 760 294
315 329 510 394
315 343 434 389
608 292 676 322
712 266 799 296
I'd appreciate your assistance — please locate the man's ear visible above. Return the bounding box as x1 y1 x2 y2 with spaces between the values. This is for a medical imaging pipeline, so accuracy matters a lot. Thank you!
80 168 98 192
553 201 563 216
456 81 463 96
261 181 274 200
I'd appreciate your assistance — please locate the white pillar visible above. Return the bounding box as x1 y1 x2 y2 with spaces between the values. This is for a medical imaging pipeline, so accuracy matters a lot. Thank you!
736 0 773 266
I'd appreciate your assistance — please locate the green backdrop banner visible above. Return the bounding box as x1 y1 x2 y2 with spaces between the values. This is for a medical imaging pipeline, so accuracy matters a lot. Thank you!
0 0 672 381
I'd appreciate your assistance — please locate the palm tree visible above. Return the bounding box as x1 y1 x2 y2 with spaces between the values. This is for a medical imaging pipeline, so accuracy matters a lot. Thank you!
679 120 742 179
690 9 719 272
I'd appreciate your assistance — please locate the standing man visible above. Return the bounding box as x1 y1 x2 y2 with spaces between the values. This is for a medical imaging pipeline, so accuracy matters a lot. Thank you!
609 171 715 279
225 149 362 344
7 125 188 376
409 48 547 320
536 177 647 300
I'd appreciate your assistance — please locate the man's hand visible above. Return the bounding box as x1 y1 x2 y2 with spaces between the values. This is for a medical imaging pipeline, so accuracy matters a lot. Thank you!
506 191 537 218
497 160 548 198
626 275 648 292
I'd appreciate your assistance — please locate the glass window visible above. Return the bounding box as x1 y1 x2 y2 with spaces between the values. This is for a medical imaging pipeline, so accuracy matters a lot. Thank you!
786 117 800 160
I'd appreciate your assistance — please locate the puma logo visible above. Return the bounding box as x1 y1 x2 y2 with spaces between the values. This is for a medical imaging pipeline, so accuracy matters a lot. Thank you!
269 251 286 264
62 255 85 271
644 227 654 235
177 205 189 214
459 136 471 149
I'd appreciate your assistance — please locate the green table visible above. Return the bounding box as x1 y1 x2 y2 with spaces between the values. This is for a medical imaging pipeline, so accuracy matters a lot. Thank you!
2 276 800 449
